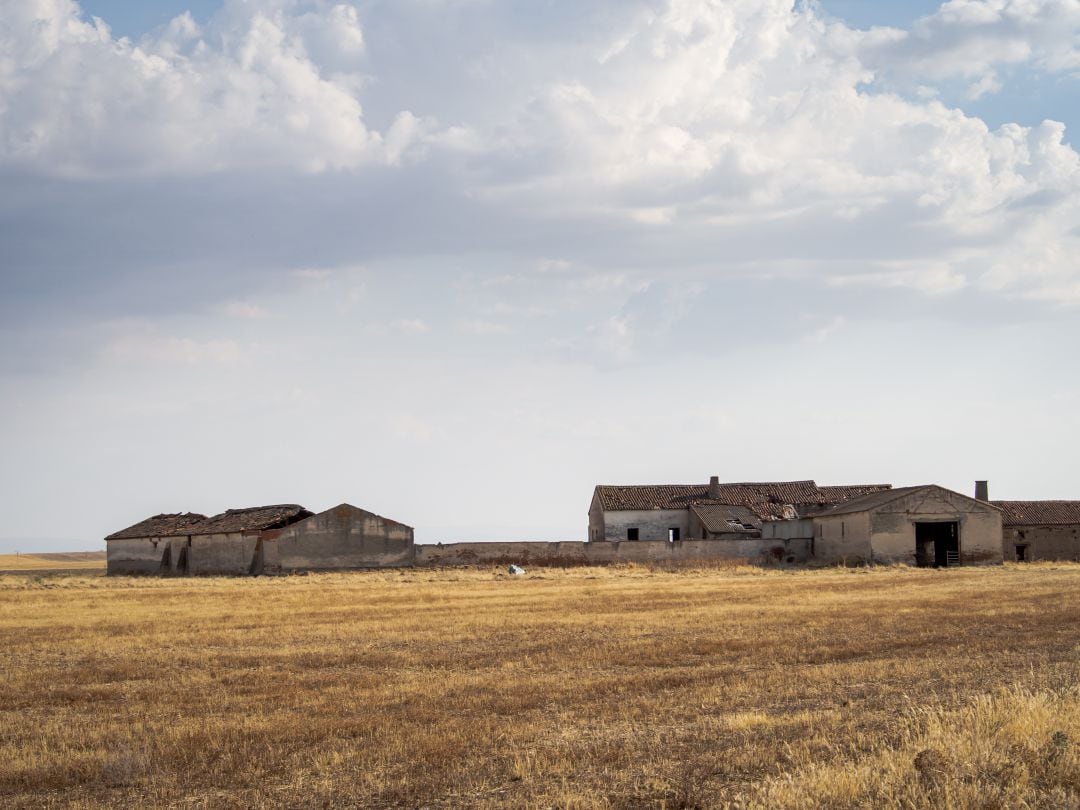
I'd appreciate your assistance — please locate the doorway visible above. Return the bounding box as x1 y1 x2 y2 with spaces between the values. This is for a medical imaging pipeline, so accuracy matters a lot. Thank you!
915 522 960 567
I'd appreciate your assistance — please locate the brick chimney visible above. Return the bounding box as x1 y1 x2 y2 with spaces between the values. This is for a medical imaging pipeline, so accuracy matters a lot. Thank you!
975 480 989 501
708 476 722 499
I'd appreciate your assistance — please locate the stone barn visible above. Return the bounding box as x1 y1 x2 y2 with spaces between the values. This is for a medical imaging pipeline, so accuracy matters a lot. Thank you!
106 502 415 575
811 485 1003 566
259 503 414 573
182 504 314 575
105 513 207 575
992 500 1080 562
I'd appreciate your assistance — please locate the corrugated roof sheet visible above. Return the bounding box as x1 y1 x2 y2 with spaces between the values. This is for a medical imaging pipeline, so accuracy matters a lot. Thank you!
186 504 313 535
106 513 207 540
993 501 1080 527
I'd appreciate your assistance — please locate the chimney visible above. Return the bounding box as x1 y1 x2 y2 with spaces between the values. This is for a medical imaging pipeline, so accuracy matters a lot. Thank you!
975 480 989 502
708 476 722 499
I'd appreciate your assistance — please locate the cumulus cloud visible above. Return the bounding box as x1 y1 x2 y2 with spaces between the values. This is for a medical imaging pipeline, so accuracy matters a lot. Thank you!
0 0 429 174
856 0 1080 90
2 0 1080 313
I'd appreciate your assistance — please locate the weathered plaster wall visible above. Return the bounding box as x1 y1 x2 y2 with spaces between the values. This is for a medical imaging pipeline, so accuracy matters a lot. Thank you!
588 493 605 542
813 512 872 564
601 509 690 542
868 491 1001 565
107 537 172 575
812 489 1002 565
187 532 259 576
1004 525 1080 561
415 538 809 567
762 519 814 541
270 505 414 571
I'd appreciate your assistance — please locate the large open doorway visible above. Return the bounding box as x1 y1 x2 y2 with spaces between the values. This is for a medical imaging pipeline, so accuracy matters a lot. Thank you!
915 522 960 568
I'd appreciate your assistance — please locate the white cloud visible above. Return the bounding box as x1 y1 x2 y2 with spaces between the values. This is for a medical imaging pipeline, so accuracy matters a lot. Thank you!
2 0 1080 307
856 0 1080 87
459 319 510 335
391 318 431 336
103 330 254 366
0 0 424 175
224 302 269 319
802 315 846 344
829 262 970 295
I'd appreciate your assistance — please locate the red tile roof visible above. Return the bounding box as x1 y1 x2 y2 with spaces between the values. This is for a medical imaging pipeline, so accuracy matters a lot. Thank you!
993 501 1080 527
106 513 207 541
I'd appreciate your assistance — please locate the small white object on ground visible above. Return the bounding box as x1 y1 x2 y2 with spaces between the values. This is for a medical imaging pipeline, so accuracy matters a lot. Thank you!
508 564 526 575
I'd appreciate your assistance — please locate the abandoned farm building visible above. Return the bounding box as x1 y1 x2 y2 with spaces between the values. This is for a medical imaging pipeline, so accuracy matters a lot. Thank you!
106 479 1080 575
589 477 1069 566
106 503 414 576
993 500 1080 562
809 485 1002 566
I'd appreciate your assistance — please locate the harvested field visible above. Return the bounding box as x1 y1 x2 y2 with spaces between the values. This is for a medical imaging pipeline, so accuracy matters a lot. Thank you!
0 552 105 574
0 563 1078 808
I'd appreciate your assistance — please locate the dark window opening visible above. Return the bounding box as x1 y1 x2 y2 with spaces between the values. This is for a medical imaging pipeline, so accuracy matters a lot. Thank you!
627 528 639 541
668 528 680 543
701 528 707 539
915 522 960 568
1015 544 1028 562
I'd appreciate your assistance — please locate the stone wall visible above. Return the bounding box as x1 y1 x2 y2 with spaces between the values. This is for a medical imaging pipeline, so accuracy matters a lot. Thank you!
266 504 414 572
600 509 690 542
1004 525 1080 561
813 512 873 564
812 488 1002 566
187 532 259 576
868 492 1002 565
415 537 810 568
106 537 172 575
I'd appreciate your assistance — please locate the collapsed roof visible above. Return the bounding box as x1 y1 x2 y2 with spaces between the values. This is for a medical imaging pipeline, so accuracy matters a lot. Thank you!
594 480 892 521
105 513 208 540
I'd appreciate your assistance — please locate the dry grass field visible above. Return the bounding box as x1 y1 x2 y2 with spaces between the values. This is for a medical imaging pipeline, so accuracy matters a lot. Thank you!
0 552 105 573
1 563 1078 809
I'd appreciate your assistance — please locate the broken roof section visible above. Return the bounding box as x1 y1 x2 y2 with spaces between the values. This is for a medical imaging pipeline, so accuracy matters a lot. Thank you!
186 504 314 535
691 504 762 533
993 501 1080 527
106 513 208 540
595 480 892 520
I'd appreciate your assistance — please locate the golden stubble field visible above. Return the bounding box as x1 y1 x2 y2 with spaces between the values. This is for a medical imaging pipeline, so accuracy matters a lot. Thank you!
1 563 1078 809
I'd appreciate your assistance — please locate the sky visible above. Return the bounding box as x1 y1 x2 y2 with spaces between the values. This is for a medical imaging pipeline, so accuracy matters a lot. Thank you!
1 0 1078 552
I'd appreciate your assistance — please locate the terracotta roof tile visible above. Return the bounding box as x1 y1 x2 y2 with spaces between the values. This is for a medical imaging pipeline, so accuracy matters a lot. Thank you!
993 501 1080 527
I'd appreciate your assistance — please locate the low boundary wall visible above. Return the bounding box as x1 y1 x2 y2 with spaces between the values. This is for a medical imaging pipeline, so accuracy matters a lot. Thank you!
415 538 810 568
